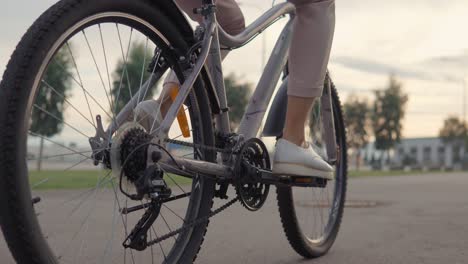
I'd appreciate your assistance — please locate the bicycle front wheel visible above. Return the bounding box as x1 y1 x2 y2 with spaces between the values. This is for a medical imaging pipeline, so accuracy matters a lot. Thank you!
277 75 348 258
0 0 216 263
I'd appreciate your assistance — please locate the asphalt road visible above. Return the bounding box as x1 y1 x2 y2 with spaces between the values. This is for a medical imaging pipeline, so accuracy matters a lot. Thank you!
1 172 468 263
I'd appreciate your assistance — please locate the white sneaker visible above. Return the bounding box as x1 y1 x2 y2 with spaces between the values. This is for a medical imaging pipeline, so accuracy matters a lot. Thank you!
132 100 163 132
272 138 334 180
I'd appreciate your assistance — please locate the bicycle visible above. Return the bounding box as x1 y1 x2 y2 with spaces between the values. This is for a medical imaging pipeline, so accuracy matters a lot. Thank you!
0 0 347 263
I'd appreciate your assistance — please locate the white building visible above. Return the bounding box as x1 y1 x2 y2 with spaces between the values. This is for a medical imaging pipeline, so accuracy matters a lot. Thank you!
365 137 467 170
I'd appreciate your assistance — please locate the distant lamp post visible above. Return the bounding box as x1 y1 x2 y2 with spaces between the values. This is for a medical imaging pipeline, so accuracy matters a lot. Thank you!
462 78 466 124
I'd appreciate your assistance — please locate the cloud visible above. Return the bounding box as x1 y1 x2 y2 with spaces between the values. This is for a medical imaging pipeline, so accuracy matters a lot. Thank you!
331 56 436 81
426 56 468 67
415 51 468 82
332 54 468 84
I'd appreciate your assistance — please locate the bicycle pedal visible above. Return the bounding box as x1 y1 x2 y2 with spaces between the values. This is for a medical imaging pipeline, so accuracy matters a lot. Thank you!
259 170 327 188
287 175 328 188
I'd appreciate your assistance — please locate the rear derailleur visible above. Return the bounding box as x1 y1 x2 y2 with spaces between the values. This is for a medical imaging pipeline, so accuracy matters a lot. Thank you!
116 127 173 250
122 157 172 251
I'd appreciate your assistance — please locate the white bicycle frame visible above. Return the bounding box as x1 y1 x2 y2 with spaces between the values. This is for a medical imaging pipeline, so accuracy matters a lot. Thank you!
105 1 337 179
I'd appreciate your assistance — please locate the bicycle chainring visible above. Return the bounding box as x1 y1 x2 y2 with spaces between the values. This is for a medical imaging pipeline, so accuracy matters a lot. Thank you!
234 138 270 211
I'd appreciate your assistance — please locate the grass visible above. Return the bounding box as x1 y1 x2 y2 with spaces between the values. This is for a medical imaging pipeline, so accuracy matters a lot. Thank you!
29 170 192 190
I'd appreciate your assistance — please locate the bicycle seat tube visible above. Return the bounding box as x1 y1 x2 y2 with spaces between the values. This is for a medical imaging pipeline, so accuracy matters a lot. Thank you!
201 0 233 161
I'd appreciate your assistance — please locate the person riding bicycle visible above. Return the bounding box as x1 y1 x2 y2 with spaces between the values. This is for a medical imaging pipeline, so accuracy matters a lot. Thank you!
135 0 336 179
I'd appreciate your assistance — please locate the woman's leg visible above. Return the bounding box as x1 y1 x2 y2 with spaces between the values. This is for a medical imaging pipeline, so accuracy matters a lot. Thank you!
283 0 335 147
273 0 335 178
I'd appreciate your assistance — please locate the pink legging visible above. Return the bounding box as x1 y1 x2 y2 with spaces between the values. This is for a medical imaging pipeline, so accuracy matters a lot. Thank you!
171 0 335 98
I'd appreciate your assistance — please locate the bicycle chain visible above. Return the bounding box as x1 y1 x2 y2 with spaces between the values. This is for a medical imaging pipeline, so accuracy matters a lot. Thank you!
141 138 240 246
147 197 239 246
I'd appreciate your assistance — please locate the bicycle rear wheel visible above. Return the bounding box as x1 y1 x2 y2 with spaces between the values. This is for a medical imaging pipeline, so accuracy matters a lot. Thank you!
0 0 216 263
277 75 347 258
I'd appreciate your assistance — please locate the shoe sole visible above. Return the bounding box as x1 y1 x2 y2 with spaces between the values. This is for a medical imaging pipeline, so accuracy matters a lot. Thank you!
273 163 334 180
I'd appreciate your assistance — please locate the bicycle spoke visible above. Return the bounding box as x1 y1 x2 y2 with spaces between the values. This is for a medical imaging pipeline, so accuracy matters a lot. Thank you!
27 150 94 161
60 174 114 206
33 104 90 139
28 132 95 160
151 227 167 261
148 227 155 264
59 170 108 259
171 130 194 141
63 156 92 171
68 171 112 217
77 168 115 263
109 181 136 264
101 196 118 264
165 174 188 195
136 37 149 110
144 91 193 133
149 86 171 134
75 205 93 264
115 25 134 111
65 42 96 127
162 204 185 223
31 178 50 189
55 57 113 120
82 30 115 119
159 213 177 243
41 80 96 129
137 48 161 106
98 24 115 114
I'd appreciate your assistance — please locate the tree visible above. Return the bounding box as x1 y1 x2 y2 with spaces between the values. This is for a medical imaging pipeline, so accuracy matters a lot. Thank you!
225 73 252 129
30 47 74 171
111 42 154 114
371 75 408 163
439 116 468 152
344 95 370 170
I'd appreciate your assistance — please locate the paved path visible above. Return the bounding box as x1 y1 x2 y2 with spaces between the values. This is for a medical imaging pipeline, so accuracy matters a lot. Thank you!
1 173 468 263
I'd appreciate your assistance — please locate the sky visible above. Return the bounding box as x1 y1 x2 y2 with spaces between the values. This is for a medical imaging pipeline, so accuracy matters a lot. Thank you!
1 0 468 142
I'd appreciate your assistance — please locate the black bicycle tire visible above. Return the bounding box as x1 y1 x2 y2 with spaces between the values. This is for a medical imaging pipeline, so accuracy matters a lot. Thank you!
276 76 348 258
0 0 216 263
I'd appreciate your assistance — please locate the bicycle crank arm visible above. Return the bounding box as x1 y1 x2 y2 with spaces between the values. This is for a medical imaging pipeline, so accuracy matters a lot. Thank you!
159 155 233 181
257 168 328 188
